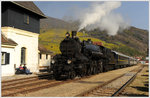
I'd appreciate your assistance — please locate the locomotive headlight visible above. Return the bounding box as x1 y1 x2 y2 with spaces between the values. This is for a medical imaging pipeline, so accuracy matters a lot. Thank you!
51 60 55 64
67 60 72 64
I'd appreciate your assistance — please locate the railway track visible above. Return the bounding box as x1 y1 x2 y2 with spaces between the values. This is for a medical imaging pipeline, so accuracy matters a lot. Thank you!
2 65 142 97
2 74 54 96
75 65 144 97
2 73 93 97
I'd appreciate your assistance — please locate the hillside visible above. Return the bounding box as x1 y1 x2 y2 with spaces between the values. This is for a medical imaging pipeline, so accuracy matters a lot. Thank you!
86 27 148 56
40 16 78 32
39 17 148 57
39 29 119 54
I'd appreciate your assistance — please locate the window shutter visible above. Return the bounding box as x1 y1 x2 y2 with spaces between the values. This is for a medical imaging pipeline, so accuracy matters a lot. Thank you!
5 53 10 64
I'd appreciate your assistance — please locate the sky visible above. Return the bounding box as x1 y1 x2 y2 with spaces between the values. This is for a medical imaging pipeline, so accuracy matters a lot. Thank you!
34 1 149 30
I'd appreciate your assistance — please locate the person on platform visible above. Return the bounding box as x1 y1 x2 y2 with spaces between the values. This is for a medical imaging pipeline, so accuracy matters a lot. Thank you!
23 64 32 75
19 64 24 70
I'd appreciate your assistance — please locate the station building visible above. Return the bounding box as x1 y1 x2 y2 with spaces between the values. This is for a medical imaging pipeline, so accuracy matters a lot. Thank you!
1 1 49 76
38 44 53 71
1 34 18 76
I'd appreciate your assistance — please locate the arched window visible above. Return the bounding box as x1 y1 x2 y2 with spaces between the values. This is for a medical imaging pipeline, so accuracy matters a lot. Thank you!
21 47 26 64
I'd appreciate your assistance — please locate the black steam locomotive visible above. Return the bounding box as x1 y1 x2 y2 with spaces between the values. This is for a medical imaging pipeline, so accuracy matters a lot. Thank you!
51 31 137 80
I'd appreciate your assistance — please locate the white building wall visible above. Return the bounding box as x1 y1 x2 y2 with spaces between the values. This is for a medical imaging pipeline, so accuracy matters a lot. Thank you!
140 61 146 64
146 57 149 60
1 47 15 76
39 54 51 67
2 27 39 73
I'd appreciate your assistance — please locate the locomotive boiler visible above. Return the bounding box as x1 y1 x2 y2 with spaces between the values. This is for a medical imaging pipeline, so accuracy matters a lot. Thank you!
51 31 137 80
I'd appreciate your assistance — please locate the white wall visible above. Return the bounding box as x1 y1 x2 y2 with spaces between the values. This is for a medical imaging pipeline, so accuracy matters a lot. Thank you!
146 57 149 60
2 27 39 73
140 61 146 64
1 47 15 76
39 54 51 67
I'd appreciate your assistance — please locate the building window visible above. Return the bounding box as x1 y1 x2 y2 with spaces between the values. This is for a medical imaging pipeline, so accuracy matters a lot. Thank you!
1 52 5 64
24 14 29 24
46 54 48 59
21 47 26 64
40 54 42 59
1 52 10 65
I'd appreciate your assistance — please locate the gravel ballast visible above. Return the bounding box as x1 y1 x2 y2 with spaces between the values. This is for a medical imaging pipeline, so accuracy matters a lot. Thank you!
16 65 140 97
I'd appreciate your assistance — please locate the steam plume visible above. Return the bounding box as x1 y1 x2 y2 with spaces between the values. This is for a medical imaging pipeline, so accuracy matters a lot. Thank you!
77 2 129 35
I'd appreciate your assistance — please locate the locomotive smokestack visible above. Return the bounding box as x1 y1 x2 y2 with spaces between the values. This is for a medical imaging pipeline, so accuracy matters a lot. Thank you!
72 31 77 38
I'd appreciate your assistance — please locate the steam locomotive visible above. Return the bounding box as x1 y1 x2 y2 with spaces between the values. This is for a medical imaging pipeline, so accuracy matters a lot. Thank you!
51 31 137 80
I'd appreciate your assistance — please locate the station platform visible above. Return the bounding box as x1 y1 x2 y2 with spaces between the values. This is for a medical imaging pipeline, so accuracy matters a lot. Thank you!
1 72 50 82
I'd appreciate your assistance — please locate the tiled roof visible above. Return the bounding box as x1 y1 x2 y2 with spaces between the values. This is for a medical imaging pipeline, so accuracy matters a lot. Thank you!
1 34 18 46
12 1 46 18
38 44 53 54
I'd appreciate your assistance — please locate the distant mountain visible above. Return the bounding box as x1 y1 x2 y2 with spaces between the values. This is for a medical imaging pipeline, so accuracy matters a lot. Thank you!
40 16 78 32
40 16 148 57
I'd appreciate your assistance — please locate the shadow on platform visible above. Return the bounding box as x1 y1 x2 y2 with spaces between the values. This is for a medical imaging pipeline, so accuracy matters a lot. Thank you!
131 86 148 92
77 80 104 84
121 93 148 97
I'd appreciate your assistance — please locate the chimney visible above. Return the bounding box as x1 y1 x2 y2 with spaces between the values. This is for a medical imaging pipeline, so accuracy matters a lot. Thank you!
72 31 77 38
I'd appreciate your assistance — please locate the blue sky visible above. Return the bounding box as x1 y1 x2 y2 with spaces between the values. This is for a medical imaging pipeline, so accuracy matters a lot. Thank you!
34 1 149 30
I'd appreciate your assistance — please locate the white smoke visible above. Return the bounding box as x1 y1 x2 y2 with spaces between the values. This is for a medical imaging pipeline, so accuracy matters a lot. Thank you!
76 1 129 36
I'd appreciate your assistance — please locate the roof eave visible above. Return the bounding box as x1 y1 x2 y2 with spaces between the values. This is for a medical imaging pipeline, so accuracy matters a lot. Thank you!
40 51 53 55
2 43 18 46
11 1 47 18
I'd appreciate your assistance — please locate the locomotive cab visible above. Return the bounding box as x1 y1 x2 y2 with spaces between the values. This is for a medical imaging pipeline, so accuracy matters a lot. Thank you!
83 39 103 59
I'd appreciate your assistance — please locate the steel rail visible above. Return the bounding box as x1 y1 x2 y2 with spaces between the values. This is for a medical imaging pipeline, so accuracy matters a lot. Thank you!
75 73 126 97
111 66 144 96
2 65 142 97
75 65 143 97
2 74 93 97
